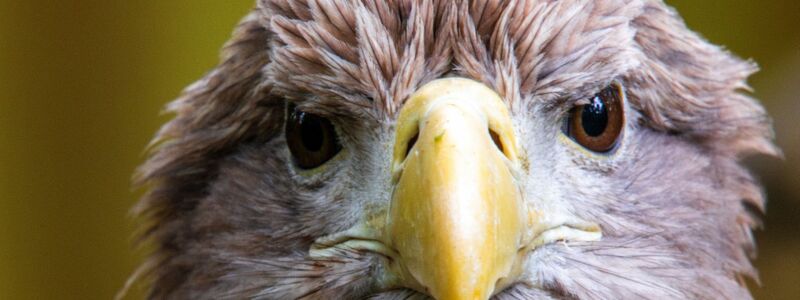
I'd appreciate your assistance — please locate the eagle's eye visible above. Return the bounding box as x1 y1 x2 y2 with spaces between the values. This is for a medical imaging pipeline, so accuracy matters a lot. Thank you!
566 85 625 153
285 105 342 169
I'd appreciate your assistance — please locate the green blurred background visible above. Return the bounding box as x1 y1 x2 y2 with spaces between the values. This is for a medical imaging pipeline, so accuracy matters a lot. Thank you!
0 1 797 299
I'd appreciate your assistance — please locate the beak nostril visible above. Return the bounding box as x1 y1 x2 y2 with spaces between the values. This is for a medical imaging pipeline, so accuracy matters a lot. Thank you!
405 132 419 159
489 129 504 155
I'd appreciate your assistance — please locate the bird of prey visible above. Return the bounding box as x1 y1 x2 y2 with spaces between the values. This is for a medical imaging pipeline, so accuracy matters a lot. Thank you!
133 0 778 299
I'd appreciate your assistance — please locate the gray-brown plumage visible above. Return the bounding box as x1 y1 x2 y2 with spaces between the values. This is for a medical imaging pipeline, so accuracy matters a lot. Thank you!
131 0 779 299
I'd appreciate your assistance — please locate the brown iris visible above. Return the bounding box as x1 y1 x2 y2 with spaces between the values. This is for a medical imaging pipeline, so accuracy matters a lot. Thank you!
286 105 342 169
566 85 625 152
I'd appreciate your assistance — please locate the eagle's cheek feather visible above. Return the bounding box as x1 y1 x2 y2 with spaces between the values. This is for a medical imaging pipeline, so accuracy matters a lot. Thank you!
310 78 602 300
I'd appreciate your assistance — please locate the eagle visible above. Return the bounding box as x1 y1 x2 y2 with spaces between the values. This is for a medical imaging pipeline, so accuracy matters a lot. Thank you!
132 0 779 299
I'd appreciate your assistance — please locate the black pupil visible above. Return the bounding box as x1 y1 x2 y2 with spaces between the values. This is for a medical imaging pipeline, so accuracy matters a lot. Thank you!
581 96 608 137
297 112 325 152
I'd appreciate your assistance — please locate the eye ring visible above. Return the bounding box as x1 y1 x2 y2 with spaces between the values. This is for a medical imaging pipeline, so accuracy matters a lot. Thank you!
565 85 625 153
285 104 342 169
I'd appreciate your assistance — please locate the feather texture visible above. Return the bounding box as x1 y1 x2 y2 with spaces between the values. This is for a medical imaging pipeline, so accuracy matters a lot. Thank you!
131 1 777 299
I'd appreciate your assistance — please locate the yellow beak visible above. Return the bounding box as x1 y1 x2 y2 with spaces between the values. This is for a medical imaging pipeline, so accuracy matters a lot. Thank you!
386 78 526 300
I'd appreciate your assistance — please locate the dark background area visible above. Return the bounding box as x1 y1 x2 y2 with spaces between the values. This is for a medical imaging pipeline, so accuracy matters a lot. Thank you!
0 1 797 299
